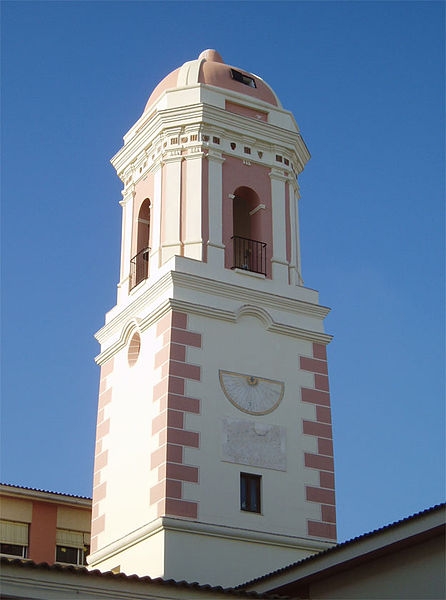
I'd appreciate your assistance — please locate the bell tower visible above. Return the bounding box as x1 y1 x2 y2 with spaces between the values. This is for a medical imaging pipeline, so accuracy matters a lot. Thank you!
88 50 336 587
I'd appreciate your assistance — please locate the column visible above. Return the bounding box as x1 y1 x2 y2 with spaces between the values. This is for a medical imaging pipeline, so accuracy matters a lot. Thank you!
160 151 182 264
149 161 162 275
292 181 304 285
206 149 225 268
269 168 289 284
116 185 135 305
183 150 205 261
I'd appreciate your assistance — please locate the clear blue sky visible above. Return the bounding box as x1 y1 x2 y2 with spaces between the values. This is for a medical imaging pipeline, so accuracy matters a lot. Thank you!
1 1 444 543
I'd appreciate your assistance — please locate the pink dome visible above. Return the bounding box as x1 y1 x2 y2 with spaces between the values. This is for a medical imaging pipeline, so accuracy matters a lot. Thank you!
144 50 280 112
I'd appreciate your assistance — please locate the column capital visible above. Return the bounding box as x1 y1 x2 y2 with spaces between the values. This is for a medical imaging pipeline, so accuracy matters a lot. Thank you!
162 151 183 165
119 185 136 207
184 148 206 161
269 168 288 182
206 149 225 164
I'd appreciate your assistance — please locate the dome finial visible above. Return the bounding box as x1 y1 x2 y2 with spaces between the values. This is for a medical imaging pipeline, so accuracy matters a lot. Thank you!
198 49 224 63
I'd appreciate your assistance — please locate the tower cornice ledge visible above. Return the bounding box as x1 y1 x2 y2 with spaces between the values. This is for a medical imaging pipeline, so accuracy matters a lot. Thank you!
112 101 308 178
95 267 331 364
88 516 332 570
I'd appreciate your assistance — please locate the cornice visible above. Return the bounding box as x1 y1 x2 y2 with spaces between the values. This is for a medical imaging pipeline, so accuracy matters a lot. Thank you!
95 270 174 347
88 515 331 569
0 484 91 508
95 269 331 364
111 100 308 181
169 298 331 345
170 271 330 321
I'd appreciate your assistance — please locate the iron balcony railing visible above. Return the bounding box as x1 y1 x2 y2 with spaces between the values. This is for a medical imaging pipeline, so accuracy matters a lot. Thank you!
129 247 150 291
231 236 267 276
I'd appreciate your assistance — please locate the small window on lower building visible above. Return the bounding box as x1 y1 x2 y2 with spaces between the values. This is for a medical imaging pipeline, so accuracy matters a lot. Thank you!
240 472 261 513
0 542 27 558
56 544 89 565
55 529 90 566
0 520 28 558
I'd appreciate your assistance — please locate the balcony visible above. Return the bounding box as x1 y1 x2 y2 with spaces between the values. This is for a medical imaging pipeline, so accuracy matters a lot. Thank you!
129 247 150 291
231 236 267 276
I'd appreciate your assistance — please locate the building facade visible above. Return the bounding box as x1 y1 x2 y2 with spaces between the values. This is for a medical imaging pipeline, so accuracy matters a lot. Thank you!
0 484 91 567
89 49 337 586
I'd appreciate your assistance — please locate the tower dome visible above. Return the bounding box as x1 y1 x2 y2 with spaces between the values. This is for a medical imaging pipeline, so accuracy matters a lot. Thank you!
144 49 281 112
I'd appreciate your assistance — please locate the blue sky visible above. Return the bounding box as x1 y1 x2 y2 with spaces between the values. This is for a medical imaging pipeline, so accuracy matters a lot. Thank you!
1 1 444 543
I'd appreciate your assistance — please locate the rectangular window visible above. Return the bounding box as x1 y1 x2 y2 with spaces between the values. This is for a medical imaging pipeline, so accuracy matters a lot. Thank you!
0 520 28 558
0 543 27 558
240 473 261 513
55 529 90 566
230 68 256 88
56 545 89 565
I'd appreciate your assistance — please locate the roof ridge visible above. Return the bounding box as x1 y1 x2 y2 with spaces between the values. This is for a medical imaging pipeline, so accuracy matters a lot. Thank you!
237 502 446 589
0 482 92 500
0 557 285 598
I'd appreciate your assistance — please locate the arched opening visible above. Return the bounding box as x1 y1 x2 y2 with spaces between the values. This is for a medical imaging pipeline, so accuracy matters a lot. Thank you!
232 187 266 275
130 199 151 290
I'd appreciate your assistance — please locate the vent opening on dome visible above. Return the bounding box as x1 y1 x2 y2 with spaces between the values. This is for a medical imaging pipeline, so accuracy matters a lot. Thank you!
230 68 256 88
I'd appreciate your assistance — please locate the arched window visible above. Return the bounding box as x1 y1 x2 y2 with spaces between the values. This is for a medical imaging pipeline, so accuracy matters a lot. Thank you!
130 199 151 290
232 187 266 275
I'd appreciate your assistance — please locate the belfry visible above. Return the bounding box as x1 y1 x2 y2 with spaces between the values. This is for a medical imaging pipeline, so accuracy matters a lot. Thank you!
89 50 336 586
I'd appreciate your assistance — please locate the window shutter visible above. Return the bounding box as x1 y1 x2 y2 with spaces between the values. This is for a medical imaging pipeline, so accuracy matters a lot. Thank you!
0 520 28 545
56 529 83 548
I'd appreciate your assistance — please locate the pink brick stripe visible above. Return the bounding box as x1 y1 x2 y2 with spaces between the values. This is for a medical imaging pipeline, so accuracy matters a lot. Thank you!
300 356 328 375
165 498 198 519
301 388 330 406
307 520 336 540
320 471 335 489
317 438 333 456
166 462 199 483
304 452 334 472
312 343 327 361
306 486 335 505
303 420 332 439
314 374 330 392
150 310 200 520
300 343 336 542
91 357 114 555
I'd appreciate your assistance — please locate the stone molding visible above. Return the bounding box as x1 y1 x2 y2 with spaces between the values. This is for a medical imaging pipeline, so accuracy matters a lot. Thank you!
88 514 331 568
112 99 308 186
96 293 331 366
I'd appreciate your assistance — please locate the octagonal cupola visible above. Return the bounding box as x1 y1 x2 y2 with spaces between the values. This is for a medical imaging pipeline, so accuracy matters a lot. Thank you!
111 49 310 308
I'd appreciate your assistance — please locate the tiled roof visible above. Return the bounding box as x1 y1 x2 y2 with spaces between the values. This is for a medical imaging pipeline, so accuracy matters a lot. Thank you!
0 557 285 598
0 482 92 501
238 502 446 589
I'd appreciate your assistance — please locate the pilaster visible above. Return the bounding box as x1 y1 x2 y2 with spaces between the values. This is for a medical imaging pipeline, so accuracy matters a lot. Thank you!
269 168 289 283
117 186 135 304
206 150 225 268
161 152 183 264
149 161 163 275
183 150 205 261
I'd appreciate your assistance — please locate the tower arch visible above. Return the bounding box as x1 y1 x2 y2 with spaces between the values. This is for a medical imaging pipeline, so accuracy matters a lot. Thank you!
129 198 151 290
232 186 267 275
